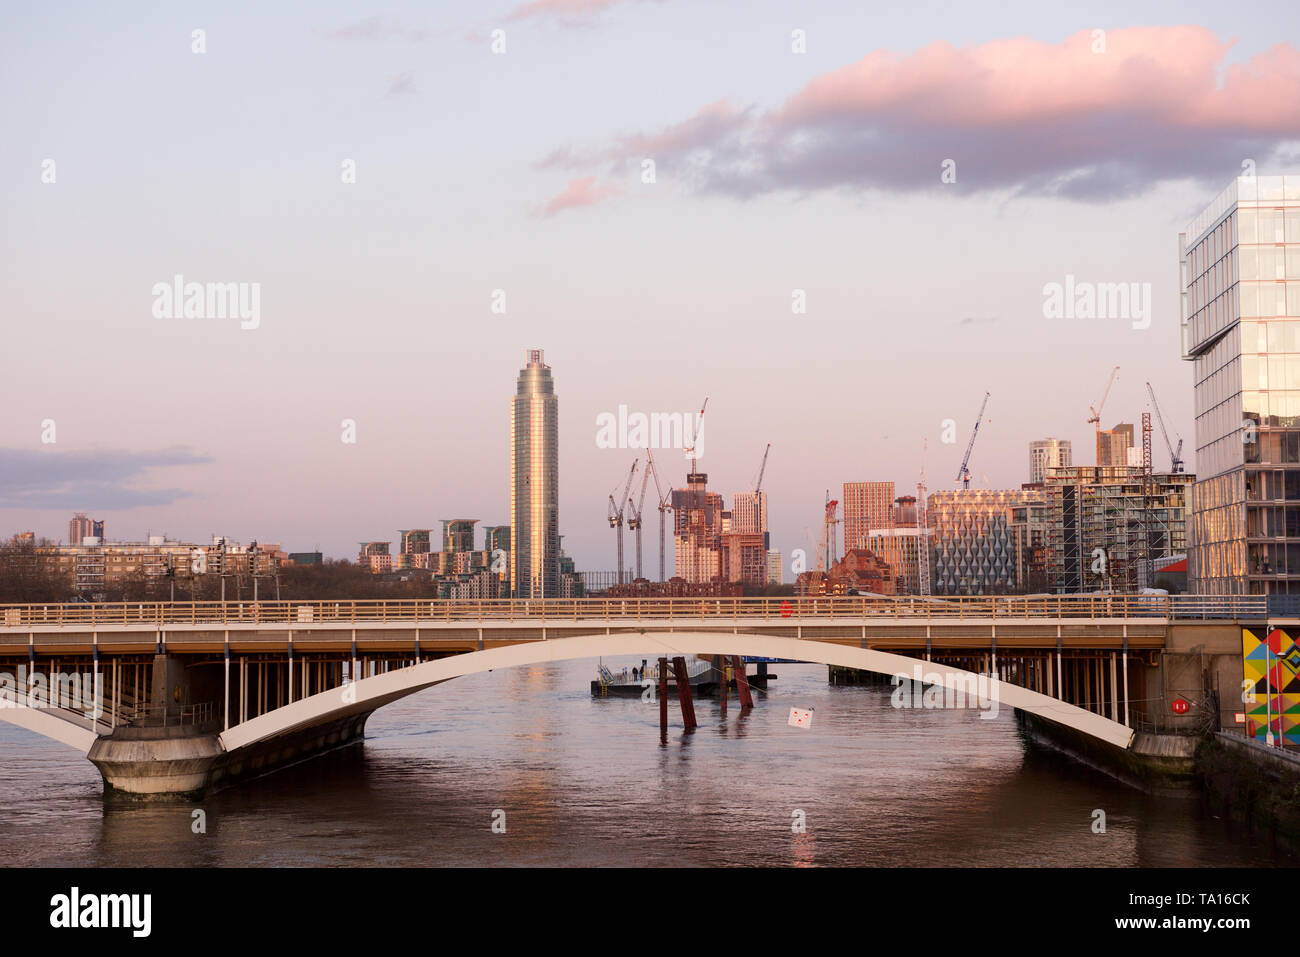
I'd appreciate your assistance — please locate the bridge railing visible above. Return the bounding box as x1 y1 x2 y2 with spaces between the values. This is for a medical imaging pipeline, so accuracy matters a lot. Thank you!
0 594 1267 628
126 701 216 729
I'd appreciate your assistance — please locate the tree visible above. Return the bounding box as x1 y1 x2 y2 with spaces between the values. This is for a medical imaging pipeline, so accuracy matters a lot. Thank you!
0 537 73 603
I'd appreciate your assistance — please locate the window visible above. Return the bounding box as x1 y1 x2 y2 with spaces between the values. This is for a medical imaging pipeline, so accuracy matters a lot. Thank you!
1240 208 1258 243
1260 246 1279 279
1287 208 1300 243
1243 282 1259 317
1270 356 1289 390
1242 246 1258 280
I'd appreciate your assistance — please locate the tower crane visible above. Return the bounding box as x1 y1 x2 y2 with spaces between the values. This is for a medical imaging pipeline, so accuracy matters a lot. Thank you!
824 491 840 567
1146 381 1184 473
684 397 709 476
750 442 771 534
753 443 771 491
1088 366 1120 464
646 449 672 581
917 438 931 596
627 460 653 580
607 459 638 584
956 392 991 489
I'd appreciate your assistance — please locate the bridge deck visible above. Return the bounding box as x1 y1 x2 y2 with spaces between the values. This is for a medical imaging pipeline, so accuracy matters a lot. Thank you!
2 596 1256 771
0 595 1262 657
0 594 1263 627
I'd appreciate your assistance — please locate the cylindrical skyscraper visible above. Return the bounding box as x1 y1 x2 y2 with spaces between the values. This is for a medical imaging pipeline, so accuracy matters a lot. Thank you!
510 349 559 598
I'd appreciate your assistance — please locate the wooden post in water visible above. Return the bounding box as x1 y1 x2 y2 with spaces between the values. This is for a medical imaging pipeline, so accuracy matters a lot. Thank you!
718 657 728 715
671 656 697 730
731 655 754 709
658 656 669 742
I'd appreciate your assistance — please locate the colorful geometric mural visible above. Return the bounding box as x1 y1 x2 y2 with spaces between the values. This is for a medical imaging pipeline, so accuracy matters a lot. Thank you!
1241 627 1300 745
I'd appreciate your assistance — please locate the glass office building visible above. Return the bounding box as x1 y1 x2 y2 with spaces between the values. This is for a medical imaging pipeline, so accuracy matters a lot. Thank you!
1182 175 1300 594
510 350 560 598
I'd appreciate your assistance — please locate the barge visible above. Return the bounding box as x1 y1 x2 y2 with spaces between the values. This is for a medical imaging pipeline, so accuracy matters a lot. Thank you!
590 656 777 698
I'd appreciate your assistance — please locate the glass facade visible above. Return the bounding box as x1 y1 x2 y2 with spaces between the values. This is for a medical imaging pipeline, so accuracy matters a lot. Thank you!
399 529 432 554
1183 175 1300 594
441 520 477 554
510 350 560 598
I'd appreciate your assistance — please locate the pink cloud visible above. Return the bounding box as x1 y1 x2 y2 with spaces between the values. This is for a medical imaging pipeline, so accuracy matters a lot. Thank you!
542 27 1300 200
775 27 1300 132
610 99 749 157
536 177 621 217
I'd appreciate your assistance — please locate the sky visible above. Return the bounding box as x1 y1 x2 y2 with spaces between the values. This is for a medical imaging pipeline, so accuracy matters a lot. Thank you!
2 0 1299 572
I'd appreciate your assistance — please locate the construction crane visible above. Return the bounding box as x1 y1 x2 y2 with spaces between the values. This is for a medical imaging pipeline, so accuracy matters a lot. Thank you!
684 397 709 476
606 459 638 584
824 491 840 568
626 460 653 580
645 449 672 581
750 442 771 533
1088 366 1120 464
917 438 931 596
753 443 771 491
1146 381 1184 473
956 392 991 489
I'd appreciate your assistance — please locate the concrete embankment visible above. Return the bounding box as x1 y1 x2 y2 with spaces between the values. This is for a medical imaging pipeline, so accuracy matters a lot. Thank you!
1020 709 1300 850
1196 732 1300 845
1016 710 1198 791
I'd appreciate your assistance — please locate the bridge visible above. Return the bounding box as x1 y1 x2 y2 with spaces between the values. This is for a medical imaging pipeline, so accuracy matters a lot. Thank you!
0 594 1266 797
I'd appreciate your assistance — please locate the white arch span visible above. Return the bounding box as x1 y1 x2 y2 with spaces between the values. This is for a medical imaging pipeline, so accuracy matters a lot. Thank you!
220 632 1135 752
0 702 105 753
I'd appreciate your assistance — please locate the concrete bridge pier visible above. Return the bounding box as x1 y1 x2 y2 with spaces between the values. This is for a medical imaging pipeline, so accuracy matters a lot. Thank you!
150 654 189 722
88 711 372 800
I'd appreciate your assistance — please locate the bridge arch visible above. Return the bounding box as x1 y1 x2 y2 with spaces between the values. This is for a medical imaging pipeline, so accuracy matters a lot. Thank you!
0 700 105 753
219 631 1135 753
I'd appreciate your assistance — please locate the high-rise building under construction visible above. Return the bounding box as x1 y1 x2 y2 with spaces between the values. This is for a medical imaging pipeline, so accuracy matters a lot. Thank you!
731 490 768 546
1044 465 1191 592
673 471 723 583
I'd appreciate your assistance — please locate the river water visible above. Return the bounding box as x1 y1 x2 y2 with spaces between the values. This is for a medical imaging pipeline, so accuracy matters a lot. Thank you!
0 658 1289 867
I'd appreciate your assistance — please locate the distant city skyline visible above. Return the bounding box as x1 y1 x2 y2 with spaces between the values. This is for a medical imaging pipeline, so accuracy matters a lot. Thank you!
3 3 1300 573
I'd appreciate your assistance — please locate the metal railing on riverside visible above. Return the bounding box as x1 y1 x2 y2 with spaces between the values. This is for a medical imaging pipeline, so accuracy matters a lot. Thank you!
0 594 1268 628
1130 692 1222 736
